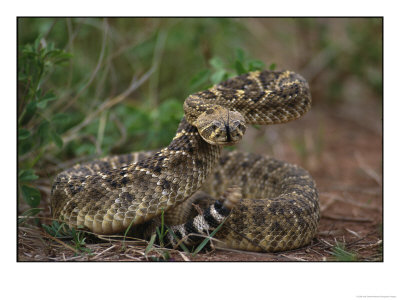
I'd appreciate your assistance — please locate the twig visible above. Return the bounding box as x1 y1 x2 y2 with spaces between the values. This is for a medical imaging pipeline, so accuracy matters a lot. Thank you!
322 214 373 223
62 67 154 145
123 254 143 261
318 229 344 236
176 250 191 262
307 247 324 257
320 192 381 212
95 111 108 155
320 194 338 213
354 152 382 186
110 114 127 150
331 111 382 136
280 254 307 262
65 18 82 92
356 240 382 250
148 29 168 107
319 238 334 247
327 186 381 196
214 246 283 260
343 191 382 211
345 228 362 238
92 244 116 260
42 20 57 41
44 153 98 174
41 230 80 255
61 19 109 112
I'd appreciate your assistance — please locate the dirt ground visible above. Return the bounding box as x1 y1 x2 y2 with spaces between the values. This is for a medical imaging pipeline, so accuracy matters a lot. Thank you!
17 99 383 262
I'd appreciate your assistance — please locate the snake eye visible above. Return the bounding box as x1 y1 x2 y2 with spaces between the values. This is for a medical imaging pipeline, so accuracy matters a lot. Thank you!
211 121 221 130
232 120 245 132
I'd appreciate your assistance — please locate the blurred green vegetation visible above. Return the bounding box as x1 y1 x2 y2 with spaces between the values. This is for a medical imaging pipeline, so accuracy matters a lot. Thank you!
17 18 382 213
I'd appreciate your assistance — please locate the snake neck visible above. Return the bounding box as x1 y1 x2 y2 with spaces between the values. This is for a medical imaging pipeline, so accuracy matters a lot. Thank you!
131 117 223 215
156 116 223 189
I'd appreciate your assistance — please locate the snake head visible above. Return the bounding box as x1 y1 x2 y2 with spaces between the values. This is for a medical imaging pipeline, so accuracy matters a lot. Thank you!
194 106 246 146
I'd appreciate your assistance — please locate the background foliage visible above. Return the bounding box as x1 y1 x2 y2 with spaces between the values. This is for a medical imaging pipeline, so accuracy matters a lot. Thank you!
17 17 382 216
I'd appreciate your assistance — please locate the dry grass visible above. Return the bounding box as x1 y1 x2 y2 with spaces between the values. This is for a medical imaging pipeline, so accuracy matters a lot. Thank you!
17 220 383 262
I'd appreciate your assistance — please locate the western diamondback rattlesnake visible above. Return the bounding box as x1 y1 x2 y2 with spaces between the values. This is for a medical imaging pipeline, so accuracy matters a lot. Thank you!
51 70 319 252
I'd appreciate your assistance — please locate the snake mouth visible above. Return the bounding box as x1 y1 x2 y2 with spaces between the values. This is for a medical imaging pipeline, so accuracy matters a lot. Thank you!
201 130 244 146
222 131 244 145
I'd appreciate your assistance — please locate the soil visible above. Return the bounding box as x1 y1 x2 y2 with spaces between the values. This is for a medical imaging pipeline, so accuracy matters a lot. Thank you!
17 99 383 262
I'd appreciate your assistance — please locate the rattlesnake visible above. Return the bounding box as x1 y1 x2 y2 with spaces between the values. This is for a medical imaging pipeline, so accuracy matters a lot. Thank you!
51 70 319 252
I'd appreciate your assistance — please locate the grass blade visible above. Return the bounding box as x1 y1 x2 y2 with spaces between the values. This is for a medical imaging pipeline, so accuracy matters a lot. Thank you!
145 233 157 255
192 218 226 257
165 225 191 254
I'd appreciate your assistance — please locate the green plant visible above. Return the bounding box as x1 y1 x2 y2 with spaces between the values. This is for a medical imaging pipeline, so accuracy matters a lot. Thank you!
166 214 228 257
155 208 168 248
70 227 92 254
145 233 157 255
42 220 72 238
191 218 227 256
331 242 358 261
42 221 92 254
18 208 43 226
189 48 273 93
18 37 72 211
144 206 228 260
143 208 176 261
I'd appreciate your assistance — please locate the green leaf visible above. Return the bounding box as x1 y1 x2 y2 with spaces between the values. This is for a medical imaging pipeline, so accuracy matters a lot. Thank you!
18 137 33 156
189 69 211 90
234 60 247 75
42 221 72 238
145 233 157 255
44 48 72 64
248 60 265 71
209 57 225 70
269 63 277 71
18 128 30 140
18 207 42 225
235 48 245 63
21 185 41 207
51 113 70 123
210 69 227 85
19 169 39 182
38 120 51 144
332 243 357 261
192 218 227 256
19 101 37 126
37 92 57 109
54 52 73 65
33 36 41 51
18 73 28 81
52 113 76 134
50 130 63 148
75 142 96 156
165 225 190 254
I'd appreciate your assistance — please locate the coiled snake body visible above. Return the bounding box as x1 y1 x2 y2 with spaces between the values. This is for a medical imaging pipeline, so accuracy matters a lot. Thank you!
51 70 319 252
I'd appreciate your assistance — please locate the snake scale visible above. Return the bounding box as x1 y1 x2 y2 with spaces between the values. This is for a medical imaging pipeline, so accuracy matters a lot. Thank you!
51 70 319 252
